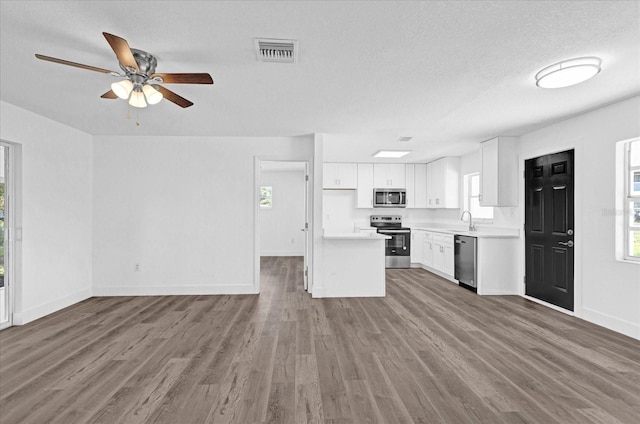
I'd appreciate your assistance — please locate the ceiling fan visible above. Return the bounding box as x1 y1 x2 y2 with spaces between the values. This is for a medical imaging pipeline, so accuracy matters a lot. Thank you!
35 32 213 109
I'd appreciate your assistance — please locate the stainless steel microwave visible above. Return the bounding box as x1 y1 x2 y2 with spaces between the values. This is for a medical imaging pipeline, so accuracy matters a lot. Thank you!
373 189 407 208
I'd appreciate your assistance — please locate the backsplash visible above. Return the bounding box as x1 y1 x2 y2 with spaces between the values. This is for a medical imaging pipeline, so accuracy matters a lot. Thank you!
322 190 518 231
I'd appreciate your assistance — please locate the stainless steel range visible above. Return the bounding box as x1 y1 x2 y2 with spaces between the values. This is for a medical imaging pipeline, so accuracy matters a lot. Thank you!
370 215 411 268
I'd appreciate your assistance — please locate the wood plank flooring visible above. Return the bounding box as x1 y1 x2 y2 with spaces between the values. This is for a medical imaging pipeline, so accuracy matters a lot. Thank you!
1 256 639 423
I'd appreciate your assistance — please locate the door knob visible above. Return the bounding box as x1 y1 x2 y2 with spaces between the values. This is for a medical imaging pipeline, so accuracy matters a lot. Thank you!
558 240 574 247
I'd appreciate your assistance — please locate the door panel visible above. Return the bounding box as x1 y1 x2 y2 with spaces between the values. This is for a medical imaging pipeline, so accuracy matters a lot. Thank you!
525 150 574 311
531 187 544 232
551 247 569 291
552 186 568 233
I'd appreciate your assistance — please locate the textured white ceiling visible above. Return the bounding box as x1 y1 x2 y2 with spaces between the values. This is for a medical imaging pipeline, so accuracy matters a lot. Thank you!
1 1 638 163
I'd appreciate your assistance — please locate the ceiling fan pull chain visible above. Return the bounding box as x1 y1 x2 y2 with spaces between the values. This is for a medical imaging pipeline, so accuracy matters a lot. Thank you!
136 109 140 126
126 102 131 121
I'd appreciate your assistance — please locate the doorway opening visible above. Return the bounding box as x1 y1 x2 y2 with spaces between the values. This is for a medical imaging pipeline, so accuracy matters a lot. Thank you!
255 160 311 295
524 149 575 311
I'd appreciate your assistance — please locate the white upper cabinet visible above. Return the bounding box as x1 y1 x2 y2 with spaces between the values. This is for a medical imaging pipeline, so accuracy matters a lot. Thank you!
356 163 374 208
480 137 518 206
323 163 357 189
373 164 405 188
427 157 460 208
414 163 428 208
405 163 428 209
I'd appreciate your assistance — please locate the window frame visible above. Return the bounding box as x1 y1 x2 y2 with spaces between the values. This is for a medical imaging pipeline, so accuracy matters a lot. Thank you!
463 172 494 222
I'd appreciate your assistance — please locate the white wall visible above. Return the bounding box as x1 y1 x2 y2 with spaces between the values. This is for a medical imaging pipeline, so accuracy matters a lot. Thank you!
260 169 305 256
515 95 640 339
0 101 93 324
92 135 313 295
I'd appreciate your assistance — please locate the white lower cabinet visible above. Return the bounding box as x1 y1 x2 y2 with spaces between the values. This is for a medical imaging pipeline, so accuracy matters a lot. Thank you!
422 232 433 268
423 232 454 277
411 230 424 264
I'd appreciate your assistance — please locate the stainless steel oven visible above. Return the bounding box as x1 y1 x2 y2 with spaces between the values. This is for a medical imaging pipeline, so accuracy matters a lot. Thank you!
370 215 411 268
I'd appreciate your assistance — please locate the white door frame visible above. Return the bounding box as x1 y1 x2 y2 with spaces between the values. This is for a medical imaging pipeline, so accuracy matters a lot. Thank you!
518 143 583 318
254 157 313 294
0 141 16 330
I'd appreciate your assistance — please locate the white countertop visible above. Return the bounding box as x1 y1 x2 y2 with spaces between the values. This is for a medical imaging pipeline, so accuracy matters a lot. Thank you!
410 226 519 238
323 232 391 240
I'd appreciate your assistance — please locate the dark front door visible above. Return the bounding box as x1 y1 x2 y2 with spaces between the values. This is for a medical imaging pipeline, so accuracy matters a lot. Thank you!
525 150 575 311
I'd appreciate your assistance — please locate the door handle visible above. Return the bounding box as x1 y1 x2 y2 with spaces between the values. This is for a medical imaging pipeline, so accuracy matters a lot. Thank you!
558 240 574 247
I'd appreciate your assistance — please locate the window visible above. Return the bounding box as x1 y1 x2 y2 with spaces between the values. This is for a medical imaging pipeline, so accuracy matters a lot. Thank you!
260 186 273 208
625 139 640 260
463 173 493 220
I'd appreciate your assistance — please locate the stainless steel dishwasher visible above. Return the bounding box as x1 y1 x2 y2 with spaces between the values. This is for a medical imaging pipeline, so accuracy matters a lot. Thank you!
454 235 477 292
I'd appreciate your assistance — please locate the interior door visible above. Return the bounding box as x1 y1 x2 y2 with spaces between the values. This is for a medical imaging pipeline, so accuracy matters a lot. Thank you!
525 150 575 311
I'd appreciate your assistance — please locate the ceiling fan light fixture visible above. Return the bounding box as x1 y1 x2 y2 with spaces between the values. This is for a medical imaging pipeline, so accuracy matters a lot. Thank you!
128 90 147 108
111 79 133 99
142 84 163 105
535 57 601 88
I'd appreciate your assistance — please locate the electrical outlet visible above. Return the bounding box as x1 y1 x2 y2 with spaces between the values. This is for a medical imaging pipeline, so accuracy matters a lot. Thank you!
134 263 140 272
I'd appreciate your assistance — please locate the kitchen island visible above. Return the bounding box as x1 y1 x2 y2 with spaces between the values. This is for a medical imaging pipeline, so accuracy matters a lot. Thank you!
314 232 390 298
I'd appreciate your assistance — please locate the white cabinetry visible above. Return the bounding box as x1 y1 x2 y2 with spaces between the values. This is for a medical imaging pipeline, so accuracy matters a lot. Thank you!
356 164 374 208
411 230 424 263
323 163 357 189
373 164 405 188
480 137 518 206
427 157 460 209
405 164 428 209
422 232 434 268
431 232 454 276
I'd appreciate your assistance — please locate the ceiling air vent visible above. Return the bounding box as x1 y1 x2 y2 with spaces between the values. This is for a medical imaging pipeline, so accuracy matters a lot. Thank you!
255 38 298 63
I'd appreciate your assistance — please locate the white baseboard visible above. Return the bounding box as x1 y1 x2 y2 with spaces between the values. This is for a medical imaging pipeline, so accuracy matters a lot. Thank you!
581 306 640 340
13 287 92 325
419 265 457 283
523 295 575 316
479 289 518 296
260 251 304 257
311 286 323 298
92 284 258 296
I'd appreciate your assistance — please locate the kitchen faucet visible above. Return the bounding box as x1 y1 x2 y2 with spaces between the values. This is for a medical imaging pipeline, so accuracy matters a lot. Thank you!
460 210 476 231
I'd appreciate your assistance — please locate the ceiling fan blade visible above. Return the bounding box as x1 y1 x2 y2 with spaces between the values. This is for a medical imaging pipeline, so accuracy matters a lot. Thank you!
100 90 118 99
156 86 194 108
35 54 117 74
102 32 139 72
151 73 214 84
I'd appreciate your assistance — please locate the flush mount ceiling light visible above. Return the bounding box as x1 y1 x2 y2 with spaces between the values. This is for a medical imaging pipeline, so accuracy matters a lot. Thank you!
373 150 411 158
535 57 602 88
